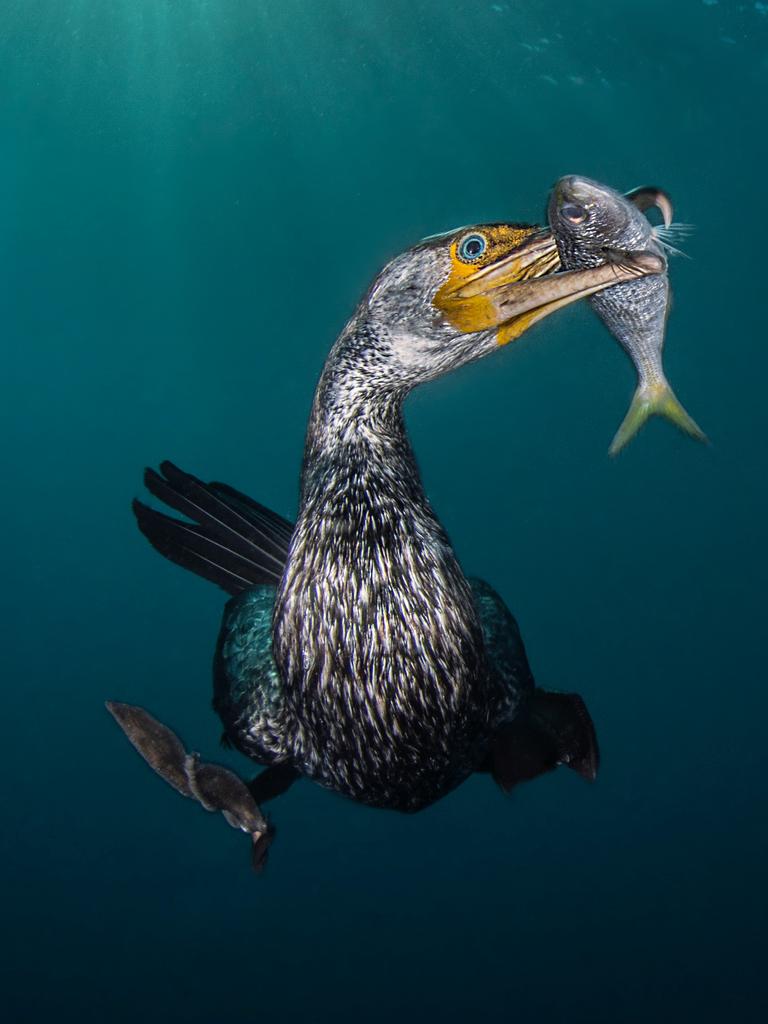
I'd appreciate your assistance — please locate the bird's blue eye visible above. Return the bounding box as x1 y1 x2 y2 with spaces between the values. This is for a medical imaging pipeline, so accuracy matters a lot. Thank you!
458 234 487 262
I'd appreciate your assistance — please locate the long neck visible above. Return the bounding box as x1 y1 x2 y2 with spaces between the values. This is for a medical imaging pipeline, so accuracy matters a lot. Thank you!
299 319 427 515
273 320 487 758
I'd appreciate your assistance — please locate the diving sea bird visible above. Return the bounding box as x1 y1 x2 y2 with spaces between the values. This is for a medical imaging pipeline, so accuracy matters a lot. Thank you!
108 221 662 868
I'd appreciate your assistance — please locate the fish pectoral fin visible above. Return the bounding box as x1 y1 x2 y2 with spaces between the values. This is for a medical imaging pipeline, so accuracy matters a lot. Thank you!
107 701 273 868
601 247 665 277
610 380 708 455
490 689 599 792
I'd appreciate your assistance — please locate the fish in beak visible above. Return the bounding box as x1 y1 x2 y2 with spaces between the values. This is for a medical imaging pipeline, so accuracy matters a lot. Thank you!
434 224 664 347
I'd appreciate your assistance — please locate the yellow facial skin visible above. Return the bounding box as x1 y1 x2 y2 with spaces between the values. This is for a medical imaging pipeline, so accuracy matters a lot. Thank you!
434 225 561 345
434 225 664 347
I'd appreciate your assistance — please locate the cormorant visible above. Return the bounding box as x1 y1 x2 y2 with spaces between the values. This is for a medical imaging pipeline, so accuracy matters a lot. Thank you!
107 221 661 868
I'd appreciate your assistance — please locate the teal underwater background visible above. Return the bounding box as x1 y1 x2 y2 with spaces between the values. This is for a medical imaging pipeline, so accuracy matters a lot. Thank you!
3 1 767 1020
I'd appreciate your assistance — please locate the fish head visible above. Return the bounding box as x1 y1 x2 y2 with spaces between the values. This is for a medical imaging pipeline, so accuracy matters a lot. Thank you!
548 175 654 259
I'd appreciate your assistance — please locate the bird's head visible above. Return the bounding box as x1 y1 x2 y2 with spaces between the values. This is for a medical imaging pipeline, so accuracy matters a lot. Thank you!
351 221 659 389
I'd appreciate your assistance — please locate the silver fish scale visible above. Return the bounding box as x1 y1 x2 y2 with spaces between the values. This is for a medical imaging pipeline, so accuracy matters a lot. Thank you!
552 182 670 388
589 273 669 388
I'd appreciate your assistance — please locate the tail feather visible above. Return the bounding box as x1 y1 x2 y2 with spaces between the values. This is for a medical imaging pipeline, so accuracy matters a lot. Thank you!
610 379 707 456
133 462 294 595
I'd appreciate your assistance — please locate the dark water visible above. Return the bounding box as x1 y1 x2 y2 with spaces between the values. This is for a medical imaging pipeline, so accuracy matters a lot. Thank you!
4 2 767 1021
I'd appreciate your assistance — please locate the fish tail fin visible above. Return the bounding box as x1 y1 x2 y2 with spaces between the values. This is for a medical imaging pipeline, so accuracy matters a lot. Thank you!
609 379 707 456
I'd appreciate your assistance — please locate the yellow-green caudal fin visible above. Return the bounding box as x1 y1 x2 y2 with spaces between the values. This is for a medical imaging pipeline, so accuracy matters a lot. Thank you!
609 381 707 456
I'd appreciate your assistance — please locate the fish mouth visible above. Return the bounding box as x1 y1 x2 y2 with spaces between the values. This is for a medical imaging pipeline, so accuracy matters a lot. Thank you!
554 174 612 204
434 228 663 346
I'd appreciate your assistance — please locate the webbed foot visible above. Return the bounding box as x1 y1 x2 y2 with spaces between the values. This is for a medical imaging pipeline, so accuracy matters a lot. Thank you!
106 701 274 871
490 688 599 792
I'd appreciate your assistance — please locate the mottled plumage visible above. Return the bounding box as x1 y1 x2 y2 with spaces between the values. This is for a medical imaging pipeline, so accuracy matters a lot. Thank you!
108 219 663 865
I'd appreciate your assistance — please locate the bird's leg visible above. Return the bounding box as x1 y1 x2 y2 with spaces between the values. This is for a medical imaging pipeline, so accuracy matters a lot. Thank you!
106 701 274 871
488 689 599 792
248 764 300 804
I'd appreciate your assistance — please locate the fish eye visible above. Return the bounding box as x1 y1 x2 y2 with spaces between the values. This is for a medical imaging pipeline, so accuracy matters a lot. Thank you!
561 203 588 224
457 233 487 262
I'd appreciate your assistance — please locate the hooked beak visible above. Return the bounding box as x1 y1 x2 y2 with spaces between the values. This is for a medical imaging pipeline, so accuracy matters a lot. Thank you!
435 230 664 346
